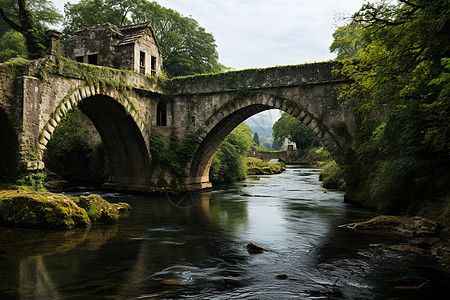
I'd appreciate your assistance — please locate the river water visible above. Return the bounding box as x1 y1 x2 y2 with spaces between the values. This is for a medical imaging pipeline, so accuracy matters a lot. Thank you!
1 165 449 299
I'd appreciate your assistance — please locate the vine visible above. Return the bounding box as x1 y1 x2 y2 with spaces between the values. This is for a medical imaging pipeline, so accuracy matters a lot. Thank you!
149 131 201 179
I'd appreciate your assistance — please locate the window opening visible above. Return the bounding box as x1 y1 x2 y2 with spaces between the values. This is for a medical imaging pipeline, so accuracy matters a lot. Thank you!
156 102 167 126
140 51 146 74
75 56 84 63
151 56 157 76
88 54 98 65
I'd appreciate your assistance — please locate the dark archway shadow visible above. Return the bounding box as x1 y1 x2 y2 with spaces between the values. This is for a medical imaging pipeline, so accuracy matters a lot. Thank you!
78 95 152 187
0 108 19 183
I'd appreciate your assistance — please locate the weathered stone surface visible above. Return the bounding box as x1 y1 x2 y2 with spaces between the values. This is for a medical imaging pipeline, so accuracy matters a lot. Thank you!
339 215 441 237
1 53 355 193
247 242 267 253
0 190 91 228
248 145 297 164
75 194 121 224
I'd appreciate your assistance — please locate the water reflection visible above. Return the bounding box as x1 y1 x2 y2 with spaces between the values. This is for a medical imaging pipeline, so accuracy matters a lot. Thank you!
0 166 449 299
19 257 60 299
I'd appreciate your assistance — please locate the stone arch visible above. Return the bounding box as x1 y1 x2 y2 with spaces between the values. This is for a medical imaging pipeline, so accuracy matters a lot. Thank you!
38 85 152 187
0 107 19 182
187 91 342 186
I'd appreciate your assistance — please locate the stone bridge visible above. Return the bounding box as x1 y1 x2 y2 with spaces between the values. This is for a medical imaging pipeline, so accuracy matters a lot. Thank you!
0 54 355 192
248 145 298 164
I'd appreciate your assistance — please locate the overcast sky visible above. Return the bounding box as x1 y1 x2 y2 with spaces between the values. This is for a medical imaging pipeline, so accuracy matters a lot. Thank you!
53 0 365 70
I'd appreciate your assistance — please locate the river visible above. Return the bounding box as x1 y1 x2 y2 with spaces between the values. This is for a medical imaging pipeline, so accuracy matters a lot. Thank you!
1 165 449 299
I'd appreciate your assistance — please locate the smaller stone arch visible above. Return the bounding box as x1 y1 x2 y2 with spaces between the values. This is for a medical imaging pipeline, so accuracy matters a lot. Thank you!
187 90 343 187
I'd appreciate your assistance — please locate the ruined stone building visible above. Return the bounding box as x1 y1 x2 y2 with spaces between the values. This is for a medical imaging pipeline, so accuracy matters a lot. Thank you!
64 22 162 76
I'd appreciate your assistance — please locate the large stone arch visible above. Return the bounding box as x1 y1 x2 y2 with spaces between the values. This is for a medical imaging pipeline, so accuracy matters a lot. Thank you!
38 85 152 187
187 91 342 186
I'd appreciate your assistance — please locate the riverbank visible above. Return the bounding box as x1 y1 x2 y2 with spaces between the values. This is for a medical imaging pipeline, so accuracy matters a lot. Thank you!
299 146 345 190
0 185 131 229
339 215 450 272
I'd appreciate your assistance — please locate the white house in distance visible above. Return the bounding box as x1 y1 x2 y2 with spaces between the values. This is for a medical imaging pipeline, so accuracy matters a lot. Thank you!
64 22 163 76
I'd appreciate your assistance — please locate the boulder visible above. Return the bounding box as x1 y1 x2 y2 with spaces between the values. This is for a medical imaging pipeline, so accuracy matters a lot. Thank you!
247 242 267 253
115 202 132 213
276 274 289 279
75 194 120 224
0 190 90 229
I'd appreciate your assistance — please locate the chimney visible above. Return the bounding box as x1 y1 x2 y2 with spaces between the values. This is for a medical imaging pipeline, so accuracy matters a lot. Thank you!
46 29 62 56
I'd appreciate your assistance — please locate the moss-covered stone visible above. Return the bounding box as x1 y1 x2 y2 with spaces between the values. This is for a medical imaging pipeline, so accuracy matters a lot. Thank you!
115 202 132 213
75 194 120 224
0 189 90 229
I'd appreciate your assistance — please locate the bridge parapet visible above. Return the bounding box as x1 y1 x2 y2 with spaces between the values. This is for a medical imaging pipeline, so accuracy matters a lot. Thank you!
248 145 298 164
166 61 348 95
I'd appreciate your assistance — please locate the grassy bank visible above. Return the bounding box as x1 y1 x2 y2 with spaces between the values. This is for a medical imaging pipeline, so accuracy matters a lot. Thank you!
300 147 345 190
246 157 285 175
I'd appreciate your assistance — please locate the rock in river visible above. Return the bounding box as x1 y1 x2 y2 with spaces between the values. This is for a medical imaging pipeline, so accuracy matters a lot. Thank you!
247 242 267 253
0 189 91 229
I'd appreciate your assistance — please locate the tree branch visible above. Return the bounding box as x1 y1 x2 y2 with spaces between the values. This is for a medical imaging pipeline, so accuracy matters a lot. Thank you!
0 7 23 33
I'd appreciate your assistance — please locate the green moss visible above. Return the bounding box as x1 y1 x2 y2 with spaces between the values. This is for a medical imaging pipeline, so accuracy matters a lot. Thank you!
87 204 98 217
320 160 345 190
0 189 91 228
149 131 201 179
16 171 47 191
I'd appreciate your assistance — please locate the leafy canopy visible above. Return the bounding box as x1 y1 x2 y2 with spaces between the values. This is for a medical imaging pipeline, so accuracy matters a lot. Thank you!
0 0 62 60
210 123 253 183
63 0 224 77
330 0 450 213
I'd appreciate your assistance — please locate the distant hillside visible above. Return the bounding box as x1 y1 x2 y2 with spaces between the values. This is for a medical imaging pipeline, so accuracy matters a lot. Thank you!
245 110 281 138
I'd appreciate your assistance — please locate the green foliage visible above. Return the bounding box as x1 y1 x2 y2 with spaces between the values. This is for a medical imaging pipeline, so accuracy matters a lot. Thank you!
16 171 46 191
210 123 253 183
149 131 201 178
320 161 344 190
44 109 108 185
271 139 282 151
63 0 134 34
329 22 361 60
62 0 224 77
0 0 62 59
246 157 285 175
253 132 260 146
0 0 62 36
0 30 27 62
272 112 320 150
331 0 450 214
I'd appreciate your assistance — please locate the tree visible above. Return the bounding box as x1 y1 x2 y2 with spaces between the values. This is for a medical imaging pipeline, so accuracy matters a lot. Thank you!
0 30 26 61
253 132 260 146
329 22 361 60
332 0 450 213
0 0 62 59
63 0 224 77
62 0 134 35
210 123 253 183
272 113 320 150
